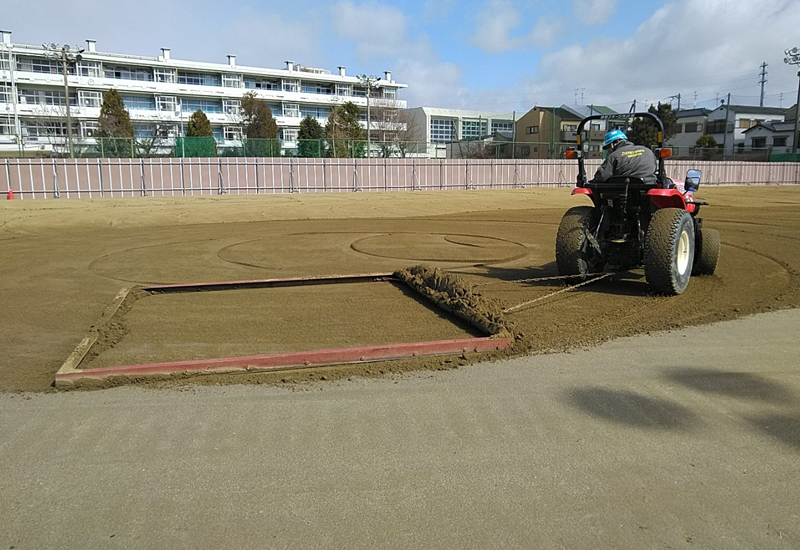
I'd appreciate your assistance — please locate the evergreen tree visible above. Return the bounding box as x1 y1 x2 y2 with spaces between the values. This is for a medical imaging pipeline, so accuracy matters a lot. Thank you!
187 109 213 137
298 115 324 157
95 88 134 157
325 102 366 157
627 102 678 148
180 109 216 157
240 91 279 156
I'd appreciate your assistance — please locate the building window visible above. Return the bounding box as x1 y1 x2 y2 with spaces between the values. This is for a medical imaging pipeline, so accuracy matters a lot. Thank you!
299 105 331 120
430 118 456 143
104 65 153 81
383 88 396 100
244 77 279 90
520 145 530 157
526 126 539 135
0 117 13 135
157 96 177 112
0 85 10 104
154 69 176 83
77 61 101 78
282 103 300 118
461 119 487 140
282 129 298 142
222 74 241 88
177 71 221 87
18 89 39 105
16 57 65 74
180 98 222 114
738 118 752 129
121 94 156 111
752 137 767 148
773 136 788 147
223 99 240 115
282 79 299 93
24 121 68 138
224 126 242 140
684 122 700 133
491 121 513 134
81 121 98 138
301 82 334 94
335 84 352 96
78 90 102 108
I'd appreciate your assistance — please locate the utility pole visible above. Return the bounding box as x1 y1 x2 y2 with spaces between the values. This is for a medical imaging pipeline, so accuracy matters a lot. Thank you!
784 47 800 155
43 43 84 158
721 93 731 159
357 74 380 157
758 62 768 107
669 94 682 110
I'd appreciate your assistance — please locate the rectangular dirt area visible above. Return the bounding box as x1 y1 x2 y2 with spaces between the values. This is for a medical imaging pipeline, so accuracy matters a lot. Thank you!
79 281 484 370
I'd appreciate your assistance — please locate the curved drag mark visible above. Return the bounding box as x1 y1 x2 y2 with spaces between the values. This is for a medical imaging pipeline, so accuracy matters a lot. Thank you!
216 238 270 269
349 232 529 264
88 238 220 285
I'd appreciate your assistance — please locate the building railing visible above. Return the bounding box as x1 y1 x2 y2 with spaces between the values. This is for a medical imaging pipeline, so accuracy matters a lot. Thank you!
2 157 798 200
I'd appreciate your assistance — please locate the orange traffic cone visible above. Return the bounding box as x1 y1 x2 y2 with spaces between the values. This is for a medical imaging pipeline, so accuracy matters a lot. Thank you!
6 188 13 200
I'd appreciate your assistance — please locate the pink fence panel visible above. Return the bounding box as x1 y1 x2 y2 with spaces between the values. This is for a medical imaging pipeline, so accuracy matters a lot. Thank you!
2 158 799 200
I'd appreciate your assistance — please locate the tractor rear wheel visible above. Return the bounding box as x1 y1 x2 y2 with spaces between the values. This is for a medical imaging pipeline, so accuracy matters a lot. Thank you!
556 206 605 279
692 227 720 276
644 208 695 295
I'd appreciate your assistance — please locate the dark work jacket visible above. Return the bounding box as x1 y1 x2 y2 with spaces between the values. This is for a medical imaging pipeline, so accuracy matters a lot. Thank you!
592 140 657 186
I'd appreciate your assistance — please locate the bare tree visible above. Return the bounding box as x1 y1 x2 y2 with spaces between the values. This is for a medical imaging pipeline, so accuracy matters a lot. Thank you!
370 104 424 157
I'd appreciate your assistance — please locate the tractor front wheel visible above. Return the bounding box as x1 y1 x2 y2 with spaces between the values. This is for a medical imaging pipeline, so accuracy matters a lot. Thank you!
692 227 720 276
555 206 605 280
644 208 695 295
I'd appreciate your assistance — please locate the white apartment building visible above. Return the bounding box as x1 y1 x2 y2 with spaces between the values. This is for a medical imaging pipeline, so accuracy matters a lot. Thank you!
405 107 519 158
0 30 406 155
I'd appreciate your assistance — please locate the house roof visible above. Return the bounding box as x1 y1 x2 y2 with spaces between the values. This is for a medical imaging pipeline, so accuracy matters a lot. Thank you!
558 104 617 118
675 108 710 118
712 104 787 116
743 121 797 133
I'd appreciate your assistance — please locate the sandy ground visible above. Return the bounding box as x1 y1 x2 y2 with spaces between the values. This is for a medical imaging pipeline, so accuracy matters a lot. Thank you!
1 186 799 392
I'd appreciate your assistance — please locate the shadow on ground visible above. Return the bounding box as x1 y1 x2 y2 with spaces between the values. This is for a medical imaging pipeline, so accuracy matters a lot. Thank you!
664 367 797 405
563 387 700 431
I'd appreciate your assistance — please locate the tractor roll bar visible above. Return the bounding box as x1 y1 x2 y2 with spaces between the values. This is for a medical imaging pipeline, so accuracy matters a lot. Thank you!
573 112 667 188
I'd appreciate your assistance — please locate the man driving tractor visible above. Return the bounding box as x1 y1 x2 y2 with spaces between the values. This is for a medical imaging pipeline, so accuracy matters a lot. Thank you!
592 129 658 186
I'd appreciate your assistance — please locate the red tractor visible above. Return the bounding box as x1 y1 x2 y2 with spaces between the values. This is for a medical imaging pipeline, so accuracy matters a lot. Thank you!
556 112 719 295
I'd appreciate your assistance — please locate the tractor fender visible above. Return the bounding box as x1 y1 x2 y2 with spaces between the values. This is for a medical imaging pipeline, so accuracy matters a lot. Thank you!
571 188 593 196
647 188 693 211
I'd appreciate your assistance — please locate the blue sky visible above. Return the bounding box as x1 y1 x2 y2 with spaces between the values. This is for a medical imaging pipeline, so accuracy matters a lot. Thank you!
4 0 800 113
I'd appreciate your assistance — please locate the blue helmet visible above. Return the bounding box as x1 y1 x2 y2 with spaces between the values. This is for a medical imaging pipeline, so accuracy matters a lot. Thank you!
603 129 627 148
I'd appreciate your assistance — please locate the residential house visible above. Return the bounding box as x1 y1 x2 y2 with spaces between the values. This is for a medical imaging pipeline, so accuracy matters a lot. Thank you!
666 108 710 155
705 104 786 155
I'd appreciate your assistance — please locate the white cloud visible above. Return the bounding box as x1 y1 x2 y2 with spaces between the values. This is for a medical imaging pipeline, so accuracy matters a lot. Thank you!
519 0 800 110
471 1 566 53
471 0 522 53
394 59 465 108
526 14 566 49
573 0 620 26
332 1 432 60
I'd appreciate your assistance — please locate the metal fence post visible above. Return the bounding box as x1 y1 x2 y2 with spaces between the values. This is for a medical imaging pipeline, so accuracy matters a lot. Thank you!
217 158 226 194
52 158 61 198
140 158 147 196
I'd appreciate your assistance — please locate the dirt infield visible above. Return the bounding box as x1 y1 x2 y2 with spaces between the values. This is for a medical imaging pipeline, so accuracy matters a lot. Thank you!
1 186 799 392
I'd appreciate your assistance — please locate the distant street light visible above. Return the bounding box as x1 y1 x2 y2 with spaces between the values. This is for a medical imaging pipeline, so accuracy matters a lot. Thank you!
43 43 84 158
356 74 380 157
785 46 800 155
